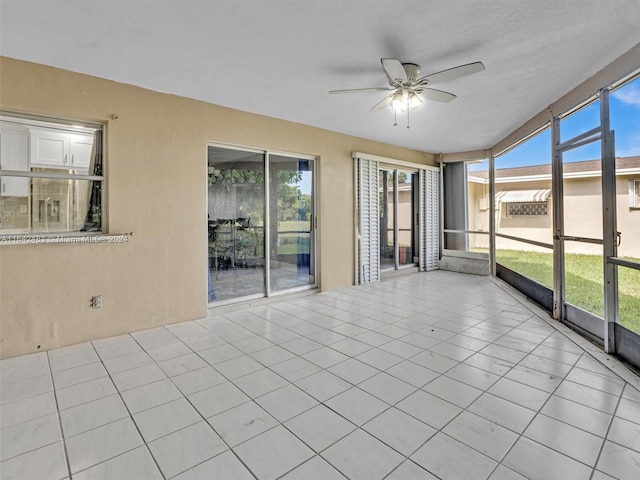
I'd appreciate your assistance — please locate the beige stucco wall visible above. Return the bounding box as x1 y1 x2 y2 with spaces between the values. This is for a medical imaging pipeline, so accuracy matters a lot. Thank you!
0 57 435 358
469 176 640 258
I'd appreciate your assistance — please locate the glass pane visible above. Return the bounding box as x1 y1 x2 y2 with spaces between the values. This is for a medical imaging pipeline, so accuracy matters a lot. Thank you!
208 147 265 302
0 176 100 234
496 236 553 289
1 119 99 177
611 75 640 158
444 232 466 250
495 129 552 246
564 241 603 317
612 74 640 332
560 100 600 143
618 266 640 334
467 159 490 253
269 155 314 291
397 171 414 265
562 141 602 239
443 161 467 251
379 169 395 269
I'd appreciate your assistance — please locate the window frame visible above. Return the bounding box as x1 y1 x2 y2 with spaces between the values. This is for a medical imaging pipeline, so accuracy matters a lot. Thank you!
0 111 106 242
630 179 640 209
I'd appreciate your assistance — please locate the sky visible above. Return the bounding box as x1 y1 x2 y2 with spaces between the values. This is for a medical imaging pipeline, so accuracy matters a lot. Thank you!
482 76 640 171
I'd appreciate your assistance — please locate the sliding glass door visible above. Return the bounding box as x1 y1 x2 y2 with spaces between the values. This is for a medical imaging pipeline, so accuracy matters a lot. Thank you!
207 145 316 303
379 167 417 270
269 155 315 292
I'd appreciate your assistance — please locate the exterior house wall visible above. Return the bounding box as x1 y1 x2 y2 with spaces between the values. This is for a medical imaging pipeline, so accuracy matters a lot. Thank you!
469 174 640 258
397 188 412 247
616 175 640 259
0 57 435 358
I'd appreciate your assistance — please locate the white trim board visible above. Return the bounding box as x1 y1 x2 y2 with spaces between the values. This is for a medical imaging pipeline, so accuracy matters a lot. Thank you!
352 152 438 172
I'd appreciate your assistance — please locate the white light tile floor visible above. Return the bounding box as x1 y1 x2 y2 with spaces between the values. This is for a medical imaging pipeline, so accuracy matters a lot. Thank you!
1 271 639 479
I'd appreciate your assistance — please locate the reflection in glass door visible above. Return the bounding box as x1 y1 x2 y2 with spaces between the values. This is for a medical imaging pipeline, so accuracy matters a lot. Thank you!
269 155 315 292
398 171 415 266
379 169 395 269
207 145 316 303
208 148 265 301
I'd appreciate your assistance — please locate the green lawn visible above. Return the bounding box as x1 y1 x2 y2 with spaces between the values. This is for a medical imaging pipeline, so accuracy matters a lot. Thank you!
277 220 310 255
494 249 640 333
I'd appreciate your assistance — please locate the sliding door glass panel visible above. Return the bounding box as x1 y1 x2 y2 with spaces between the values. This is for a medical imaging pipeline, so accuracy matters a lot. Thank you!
397 171 414 265
496 235 553 289
379 169 395 269
208 147 265 301
269 155 314 291
562 141 602 239
564 241 604 317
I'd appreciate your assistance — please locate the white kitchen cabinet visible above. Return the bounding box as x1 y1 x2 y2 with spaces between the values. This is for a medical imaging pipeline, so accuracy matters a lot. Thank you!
30 129 93 173
70 134 94 171
0 122 29 197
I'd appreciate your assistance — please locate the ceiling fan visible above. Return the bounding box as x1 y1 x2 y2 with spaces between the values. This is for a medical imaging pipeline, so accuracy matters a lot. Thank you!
329 58 485 119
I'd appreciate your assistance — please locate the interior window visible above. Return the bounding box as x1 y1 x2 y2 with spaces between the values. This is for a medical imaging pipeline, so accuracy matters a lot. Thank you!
0 113 104 236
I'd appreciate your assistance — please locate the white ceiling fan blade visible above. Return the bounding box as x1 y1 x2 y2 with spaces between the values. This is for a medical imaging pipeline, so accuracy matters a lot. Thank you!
371 94 393 111
418 61 485 85
418 88 457 102
381 58 407 83
329 87 393 94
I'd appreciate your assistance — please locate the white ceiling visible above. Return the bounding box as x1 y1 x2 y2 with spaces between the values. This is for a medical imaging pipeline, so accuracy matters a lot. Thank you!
1 1 640 154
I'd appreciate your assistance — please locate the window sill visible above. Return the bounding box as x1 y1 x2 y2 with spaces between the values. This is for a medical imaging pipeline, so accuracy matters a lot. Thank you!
0 232 132 246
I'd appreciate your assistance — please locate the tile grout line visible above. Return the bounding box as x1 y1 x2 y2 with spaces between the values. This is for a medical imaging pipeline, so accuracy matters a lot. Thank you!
176 290 512 479
264 280 573 479
486 275 640 389
125 330 231 480
493 350 618 479
73 336 168 480
4 272 638 479
222 304 439 480
135 325 278 480
385 298 587 479
587 378 627 480
214 277 628 478
46 349 74 480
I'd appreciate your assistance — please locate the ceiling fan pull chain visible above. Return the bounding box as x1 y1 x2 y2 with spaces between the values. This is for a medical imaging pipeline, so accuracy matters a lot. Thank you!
407 100 410 129
394 109 397 127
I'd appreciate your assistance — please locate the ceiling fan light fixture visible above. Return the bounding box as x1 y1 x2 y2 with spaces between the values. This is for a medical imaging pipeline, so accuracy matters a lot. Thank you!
390 91 405 112
408 92 423 110
329 57 485 126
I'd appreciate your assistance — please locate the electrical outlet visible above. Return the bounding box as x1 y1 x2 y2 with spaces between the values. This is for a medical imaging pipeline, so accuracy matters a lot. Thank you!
91 295 102 308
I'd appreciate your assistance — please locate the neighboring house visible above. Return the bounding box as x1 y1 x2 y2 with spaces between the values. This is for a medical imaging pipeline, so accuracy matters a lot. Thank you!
468 157 640 258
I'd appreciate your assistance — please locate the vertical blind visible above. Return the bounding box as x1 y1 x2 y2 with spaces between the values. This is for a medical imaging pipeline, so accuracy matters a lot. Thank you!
355 157 380 284
421 168 440 271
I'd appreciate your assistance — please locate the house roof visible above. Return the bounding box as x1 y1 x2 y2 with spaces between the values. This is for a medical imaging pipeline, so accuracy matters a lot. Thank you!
469 156 640 181
1 1 639 155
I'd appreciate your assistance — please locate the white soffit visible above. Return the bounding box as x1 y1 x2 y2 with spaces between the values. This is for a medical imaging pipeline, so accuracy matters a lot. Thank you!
1 1 639 154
